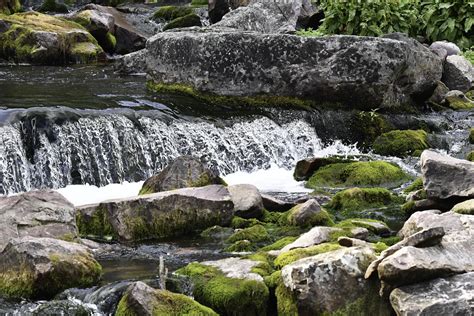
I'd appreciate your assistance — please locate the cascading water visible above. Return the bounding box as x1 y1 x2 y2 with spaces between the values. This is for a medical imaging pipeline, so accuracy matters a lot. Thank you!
0 113 329 195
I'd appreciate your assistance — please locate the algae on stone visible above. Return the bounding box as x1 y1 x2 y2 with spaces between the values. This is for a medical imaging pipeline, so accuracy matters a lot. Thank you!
274 242 341 268
372 129 430 157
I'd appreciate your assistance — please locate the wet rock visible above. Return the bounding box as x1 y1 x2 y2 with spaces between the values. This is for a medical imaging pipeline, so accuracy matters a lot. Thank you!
116 281 217 315
202 257 263 282
140 156 224 195
349 219 390 236
76 185 234 241
429 41 461 57
0 12 104 65
278 226 342 253
209 0 230 24
0 236 101 299
452 199 474 215
114 48 146 74
293 156 354 181
213 0 315 33
286 199 331 228
146 31 442 111
31 300 94 316
428 80 449 104
442 55 474 92
390 272 474 316
228 184 264 219
261 194 295 212
281 246 378 314
444 90 474 110
421 150 474 200
0 189 77 251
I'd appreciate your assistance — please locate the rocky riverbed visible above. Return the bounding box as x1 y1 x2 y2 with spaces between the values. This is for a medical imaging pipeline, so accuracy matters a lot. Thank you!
1 0 474 315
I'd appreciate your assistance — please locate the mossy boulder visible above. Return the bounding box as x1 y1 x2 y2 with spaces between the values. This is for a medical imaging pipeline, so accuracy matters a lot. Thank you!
70 8 116 53
226 224 270 244
116 281 217 316
225 240 254 252
293 156 355 181
175 262 269 316
284 200 334 228
403 177 423 194
163 14 202 31
350 110 393 149
0 12 104 64
372 129 430 157
0 0 20 14
326 187 402 215
230 216 262 229
38 0 68 13
444 90 474 110
259 236 298 251
306 161 409 189
76 185 234 242
0 237 102 299
467 151 474 162
140 156 225 195
152 5 193 21
274 242 341 268
470 128 474 144
451 199 474 215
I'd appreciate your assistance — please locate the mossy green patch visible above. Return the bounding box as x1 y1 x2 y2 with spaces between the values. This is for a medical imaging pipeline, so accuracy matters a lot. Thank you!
191 0 207 5
452 199 474 215
163 13 201 31
226 224 270 244
286 206 334 228
76 205 116 240
224 240 254 252
469 128 474 144
176 263 269 316
39 0 68 13
0 263 35 299
467 151 474 162
261 209 284 223
264 270 281 289
351 110 393 149
246 252 275 277
403 177 423 194
276 281 298 316
372 129 430 157
147 81 315 110
0 0 21 14
372 241 388 254
230 216 262 229
152 5 193 21
379 235 401 246
259 236 298 251
274 243 341 268
306 161 409 189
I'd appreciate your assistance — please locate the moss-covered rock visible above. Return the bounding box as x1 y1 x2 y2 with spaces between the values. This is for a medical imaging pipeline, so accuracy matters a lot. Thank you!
224 240 254 252
274 242 341 268
444 90 474 110
0 237 101 299
306 161 409 189
230 216 262 229
226 224 270 244
372 129 430 157
467 151 474 162
163 13 202 31
470 128 474 144
0 0 20 14
336 218 390 236
276 280 299 316
0 12 103 64
350 110 393 149
293 156 355 181
152 5 193 21
259 236 298 251
175 262 269 316
116 281 217 316
403 177 423 194
451 199 474 215
76 205 116 240
284 200 334 228
39 0 68 13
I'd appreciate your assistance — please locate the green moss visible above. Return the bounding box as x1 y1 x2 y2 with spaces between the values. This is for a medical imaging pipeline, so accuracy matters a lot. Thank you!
351 110 393 149
274 243 341 268
147 81 315 110
191 0 207 5
163 13 201 31
372 129 430 157
451 199 474 215
230 216 262 229
403 177 423 194
138 185 154 195
245 252 275 277
70 42 102 63
264 270 281 289
176 263 269 316
226 224 270 244
372 242 388 254
335 218 389 234
445 94 474 110
224 240 254 252
286 206 334 228
306 161 409 189
379 235 401 246
0 264 35 299
152 6 193 21
326 188 402 213
76 206 115 240
105 32 116 49
276 281 298 316
259 236 298 251
469 128 474 144
401 200 416 215
39 0 68 13
0 0 21 14
467 151 474 162
261 209 284 223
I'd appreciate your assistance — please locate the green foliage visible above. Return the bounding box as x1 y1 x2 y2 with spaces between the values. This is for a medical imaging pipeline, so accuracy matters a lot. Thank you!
226 224 270 244
372 130 429 157
421 0 473 49
403 177 423 194
163 13 201 31
463 49 474 64
306 161 409 189
274 243 341 268
326 187 400 213
372 241 388 254
153 6 193 21
317 0 420 37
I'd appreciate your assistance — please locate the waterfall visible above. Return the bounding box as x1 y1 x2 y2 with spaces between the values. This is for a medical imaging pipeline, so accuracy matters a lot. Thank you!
0 112 330 195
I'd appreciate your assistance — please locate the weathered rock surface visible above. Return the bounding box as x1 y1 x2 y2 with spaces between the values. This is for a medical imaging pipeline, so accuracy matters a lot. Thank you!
70 7 115 52
421 150 474 200
0 12 104 64
278 226 341 253
140 156 224 194
0 190 77 251
0 236 101 299
228 184 264 219
442 55 474 92
281 246 379 314
77 185 234 241
213 0 315 33
390 272 474 316
349 219 390 236
261 194 295 212
116 281 217 315
146 30 442 111
287 199 324 227
202 257 263 282
114 48 146 74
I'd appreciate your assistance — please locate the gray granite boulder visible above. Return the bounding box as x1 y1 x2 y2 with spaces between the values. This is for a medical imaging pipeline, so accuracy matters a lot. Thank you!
228 184 264 219
442 55 474 92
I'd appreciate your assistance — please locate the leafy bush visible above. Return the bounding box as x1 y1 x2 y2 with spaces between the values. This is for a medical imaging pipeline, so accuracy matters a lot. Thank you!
420 0 474 49
462 49 474 64
317 0 420 37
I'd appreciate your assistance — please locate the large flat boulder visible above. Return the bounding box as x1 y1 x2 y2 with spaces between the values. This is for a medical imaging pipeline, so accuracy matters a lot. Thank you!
0 237 102 299
146 30 442 111
76 185 234 241
0 190 78 251
390 272 474 316
281 246 381 314
421 150 474 200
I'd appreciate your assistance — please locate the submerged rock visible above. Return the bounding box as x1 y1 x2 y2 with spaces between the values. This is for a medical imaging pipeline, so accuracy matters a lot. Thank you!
0 12 104 64
228 184 264 219
0 236 102 299
390 272 474 316
442 55 474 92
140 156 224 195
0 190 77 251
281 246 380 314
421 150 474 200
116 281 217 316
76 185 234 241
146 31 442 111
